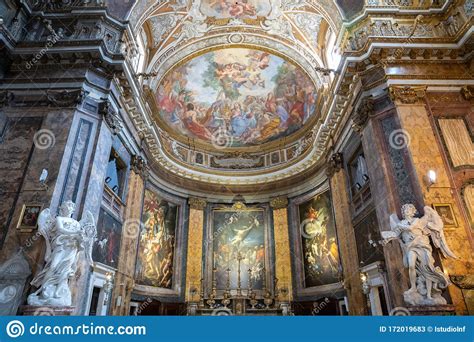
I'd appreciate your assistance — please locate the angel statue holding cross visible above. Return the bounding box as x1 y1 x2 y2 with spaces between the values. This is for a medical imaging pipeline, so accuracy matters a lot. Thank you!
381 204 457 306
27 201 97 307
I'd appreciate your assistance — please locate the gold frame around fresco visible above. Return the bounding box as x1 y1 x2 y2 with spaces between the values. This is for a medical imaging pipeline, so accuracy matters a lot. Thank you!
144 44 324 154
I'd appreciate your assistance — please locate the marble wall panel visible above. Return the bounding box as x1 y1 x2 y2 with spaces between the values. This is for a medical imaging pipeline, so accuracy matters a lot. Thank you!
397 102 472 314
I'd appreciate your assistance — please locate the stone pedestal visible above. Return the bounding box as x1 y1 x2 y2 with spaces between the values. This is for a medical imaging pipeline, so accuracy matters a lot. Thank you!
408 305 456 316
20 305 75 316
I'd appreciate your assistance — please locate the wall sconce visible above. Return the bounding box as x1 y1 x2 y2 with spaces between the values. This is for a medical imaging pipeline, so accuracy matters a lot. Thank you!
423 170 437 190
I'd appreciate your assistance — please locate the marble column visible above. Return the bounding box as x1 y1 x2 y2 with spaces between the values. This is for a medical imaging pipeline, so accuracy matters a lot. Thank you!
392 87 470 314
110 167 146 315
327 155 368 315
185 198 206 303
270 197 293 302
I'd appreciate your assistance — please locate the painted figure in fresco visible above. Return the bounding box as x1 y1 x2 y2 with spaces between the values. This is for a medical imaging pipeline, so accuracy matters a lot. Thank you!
156 49 317 147
207 0 258 18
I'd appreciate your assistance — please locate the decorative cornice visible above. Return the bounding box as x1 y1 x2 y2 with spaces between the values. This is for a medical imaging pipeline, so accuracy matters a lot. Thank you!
189 197 207 210
389 86 427 104
270 197 289 210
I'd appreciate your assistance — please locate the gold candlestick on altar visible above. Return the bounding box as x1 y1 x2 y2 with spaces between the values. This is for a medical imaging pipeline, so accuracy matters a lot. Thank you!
226 268 231 292
237 252 243 296
247 268 252 297
199 277 205 308
212 267 217 292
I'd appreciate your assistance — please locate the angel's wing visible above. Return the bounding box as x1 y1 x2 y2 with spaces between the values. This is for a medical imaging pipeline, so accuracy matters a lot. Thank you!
37 208 54 262
381 214 401 242
80 211 97 264
423 206 458 259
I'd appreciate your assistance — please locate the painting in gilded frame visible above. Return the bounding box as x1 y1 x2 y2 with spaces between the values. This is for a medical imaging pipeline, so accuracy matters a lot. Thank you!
298 191 340 288
155 48 317 147
135 189 178 288
211 206 266 291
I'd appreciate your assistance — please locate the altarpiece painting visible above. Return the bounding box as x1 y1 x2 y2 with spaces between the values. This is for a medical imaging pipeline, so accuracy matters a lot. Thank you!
204 203 273 295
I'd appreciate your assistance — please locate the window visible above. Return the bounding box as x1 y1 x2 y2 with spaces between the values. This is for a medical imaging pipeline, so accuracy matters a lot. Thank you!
105 149 127 198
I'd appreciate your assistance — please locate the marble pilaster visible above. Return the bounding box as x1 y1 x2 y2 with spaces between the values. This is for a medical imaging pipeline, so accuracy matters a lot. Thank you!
359 109 408 309
110 169 145 315
329 169 368 315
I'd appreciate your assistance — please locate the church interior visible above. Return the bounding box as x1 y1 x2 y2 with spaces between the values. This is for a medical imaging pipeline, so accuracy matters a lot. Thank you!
0 0 473 316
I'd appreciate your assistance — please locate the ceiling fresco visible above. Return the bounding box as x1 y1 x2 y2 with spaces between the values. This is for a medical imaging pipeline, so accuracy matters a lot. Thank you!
200 0 273 19
155 48 317 147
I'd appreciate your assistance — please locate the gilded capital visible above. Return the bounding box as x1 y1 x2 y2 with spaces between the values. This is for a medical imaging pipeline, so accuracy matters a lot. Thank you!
389 86 426 104
270 197 288 209
189 197 207 210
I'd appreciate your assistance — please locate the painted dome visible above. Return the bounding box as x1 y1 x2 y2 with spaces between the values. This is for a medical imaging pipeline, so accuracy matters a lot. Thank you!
154 48 317 148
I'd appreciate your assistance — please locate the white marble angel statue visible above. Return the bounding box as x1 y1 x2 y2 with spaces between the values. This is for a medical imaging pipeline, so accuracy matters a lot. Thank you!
27 201 97 307
381 204 457 306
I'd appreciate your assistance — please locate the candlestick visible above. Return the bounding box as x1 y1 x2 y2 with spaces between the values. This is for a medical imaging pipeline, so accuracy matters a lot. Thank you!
237 252 243 296
226 268 231 292
247 268 252 296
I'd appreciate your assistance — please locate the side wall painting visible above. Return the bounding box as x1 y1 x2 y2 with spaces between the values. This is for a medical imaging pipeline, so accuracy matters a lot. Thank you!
93 208 122 268
298 190 340 287
135 189 178 289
